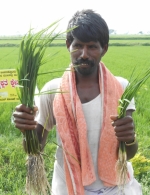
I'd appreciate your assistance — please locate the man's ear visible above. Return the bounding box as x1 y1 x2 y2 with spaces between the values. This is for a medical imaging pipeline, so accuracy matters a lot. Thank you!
66 40 71 51
101 44 108 57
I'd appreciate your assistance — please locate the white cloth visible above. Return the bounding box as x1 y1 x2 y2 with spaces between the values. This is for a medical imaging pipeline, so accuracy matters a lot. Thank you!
36 76 142 195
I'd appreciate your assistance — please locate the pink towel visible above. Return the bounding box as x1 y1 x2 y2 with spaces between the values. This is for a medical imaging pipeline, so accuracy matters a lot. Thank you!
53 62 124 195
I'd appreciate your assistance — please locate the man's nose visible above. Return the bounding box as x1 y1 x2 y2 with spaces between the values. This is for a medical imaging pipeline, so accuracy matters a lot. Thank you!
80 47 89 59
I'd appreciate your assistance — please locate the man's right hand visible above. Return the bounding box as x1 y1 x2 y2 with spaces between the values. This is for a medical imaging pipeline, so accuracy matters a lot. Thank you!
13 104 38 132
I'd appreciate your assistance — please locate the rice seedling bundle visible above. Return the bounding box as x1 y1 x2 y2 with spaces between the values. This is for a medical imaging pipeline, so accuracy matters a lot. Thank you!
116 66 150 192
16 22 62 195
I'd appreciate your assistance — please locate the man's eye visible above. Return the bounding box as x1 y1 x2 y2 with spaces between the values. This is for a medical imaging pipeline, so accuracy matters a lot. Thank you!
74 44 81 48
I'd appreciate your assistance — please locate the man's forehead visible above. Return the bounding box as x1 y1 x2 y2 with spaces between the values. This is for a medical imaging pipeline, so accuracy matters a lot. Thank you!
73 38 100 45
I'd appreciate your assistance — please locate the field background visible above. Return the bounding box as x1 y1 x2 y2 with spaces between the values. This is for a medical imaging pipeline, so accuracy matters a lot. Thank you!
0 35 150 194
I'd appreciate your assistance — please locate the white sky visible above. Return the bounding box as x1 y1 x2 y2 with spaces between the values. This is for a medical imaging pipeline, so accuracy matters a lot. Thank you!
0 0 150 35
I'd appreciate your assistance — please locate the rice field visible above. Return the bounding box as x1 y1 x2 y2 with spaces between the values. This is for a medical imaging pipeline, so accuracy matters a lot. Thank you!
0 36 150 194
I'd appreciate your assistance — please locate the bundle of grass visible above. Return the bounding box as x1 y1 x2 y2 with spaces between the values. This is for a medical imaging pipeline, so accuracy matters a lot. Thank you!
116 67 150 192
16 22 62 195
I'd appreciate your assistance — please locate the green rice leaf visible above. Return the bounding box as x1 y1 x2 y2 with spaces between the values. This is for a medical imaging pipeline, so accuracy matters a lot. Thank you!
16 21 65 154
116 66 150 189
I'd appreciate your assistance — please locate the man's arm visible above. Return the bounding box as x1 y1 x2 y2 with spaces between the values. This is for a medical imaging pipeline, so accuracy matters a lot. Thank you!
110 109 138 160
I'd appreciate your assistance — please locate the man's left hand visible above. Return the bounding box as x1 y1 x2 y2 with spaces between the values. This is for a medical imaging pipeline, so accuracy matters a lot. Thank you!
110 115 135 143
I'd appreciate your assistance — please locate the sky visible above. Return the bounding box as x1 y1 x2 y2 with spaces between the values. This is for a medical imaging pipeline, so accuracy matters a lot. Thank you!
0 0 150 36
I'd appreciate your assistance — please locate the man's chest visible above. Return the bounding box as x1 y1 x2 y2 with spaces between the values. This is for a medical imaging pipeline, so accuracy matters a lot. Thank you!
76 84 100 103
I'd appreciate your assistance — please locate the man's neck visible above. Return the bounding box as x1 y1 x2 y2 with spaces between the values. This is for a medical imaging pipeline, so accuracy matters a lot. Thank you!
75 69 99 86
75 70 100 103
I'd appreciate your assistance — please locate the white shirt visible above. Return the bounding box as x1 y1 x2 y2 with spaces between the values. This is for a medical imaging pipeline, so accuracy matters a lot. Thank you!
36 77 142 195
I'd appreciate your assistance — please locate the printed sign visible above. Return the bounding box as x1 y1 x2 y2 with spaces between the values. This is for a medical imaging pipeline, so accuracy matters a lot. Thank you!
0 69 19 102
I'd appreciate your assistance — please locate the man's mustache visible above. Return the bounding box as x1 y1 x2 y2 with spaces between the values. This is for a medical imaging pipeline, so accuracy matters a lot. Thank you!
74 59 94 66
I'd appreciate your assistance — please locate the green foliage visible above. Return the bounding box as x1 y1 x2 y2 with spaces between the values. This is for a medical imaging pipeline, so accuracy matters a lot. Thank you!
118 67 150 118
17 22 62 108
0 136 26 194
109 35 150 40
0 102 19 136
102 46 150 80
0 38 150 194
140 171 150 195
130 153 150 180
1 35 150 47
0 131 56 194
17 22 63 155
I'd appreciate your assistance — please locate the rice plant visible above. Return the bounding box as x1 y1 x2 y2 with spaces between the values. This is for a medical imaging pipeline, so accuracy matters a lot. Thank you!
116 66 150 192
16 21 63 195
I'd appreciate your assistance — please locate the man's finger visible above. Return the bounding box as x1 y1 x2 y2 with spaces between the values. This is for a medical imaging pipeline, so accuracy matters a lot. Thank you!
110 115 118 123
15 104 33 114
15 123 37 130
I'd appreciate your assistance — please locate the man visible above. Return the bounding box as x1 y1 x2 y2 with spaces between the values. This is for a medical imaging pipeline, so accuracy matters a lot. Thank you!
13 9 142 195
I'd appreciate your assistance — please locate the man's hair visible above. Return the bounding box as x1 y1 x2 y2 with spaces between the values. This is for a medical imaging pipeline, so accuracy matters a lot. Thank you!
66 9 109 48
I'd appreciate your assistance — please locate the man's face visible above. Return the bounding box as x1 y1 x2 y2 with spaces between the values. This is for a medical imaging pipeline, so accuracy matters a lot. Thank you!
67 38 106 76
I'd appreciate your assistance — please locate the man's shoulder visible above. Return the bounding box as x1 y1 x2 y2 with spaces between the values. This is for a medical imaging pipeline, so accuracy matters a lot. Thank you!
115 76 129 90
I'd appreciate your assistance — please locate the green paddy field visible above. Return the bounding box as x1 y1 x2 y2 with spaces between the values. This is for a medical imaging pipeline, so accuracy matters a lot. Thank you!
0 35 150 194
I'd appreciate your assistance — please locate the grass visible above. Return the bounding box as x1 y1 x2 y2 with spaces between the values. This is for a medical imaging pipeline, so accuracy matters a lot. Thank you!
1 35 150 47
0 38 66 45
103 46 150 159
0 130 56 195
0 37 150 194
0 136 26 195
103 46 150 79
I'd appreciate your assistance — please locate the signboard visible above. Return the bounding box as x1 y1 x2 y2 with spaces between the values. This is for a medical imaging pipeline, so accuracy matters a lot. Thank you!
0 69 19 102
